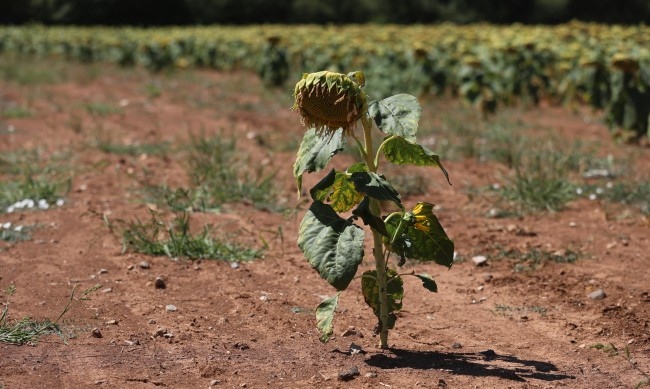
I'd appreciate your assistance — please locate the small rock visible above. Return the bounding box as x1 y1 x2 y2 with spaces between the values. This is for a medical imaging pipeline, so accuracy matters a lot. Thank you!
349 342 365 355
472 255 488 266
259 295 268 301
209 380 219 386
338 366 360 381
166 304 177 312
101 287 112 293
230 262 240 269
98 269 108 274
127 264 135 270
569 221 577 227
154 277 166 289
124 340 134 346
364 372 377 378
148 319 156 324
438 378 448 388
139 261 151 269
105 319 118 325
477 285 484 291
451 342 462 349
588 289 606 300
483 274 494 283
154 327 167 337
91 328 103 338
340 327 357 337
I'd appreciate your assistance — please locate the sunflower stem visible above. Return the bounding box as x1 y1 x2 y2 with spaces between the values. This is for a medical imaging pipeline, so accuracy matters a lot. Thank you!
362 112 390 349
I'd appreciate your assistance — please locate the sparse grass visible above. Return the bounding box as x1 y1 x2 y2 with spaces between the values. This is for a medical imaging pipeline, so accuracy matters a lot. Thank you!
597 181 650 215
494 304 548 316
1 106 32 119
589 343 649 387
109 210 263 261
0 178 69 212
491 248 581 272
4 284 15 296
1 224 32 243
143 133 279 211
144 81 163 99
0 55 67 85
96 139 171 157
0 149 71 212
0 284 101 345
84 101 122 116
492 139 599 213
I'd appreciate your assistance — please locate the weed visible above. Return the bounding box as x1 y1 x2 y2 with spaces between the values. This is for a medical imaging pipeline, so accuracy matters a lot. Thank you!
0 284 101 345
144 81 163 99
143 133 279 211
111 210 263 262
0 223 31 243
492 248 580 272
1 106 32 119
590 343 649 387
84 101 121 116
0 149 71 212
494 304 548 316
3 284 15 296
599 181 650 215
96 140 170 157
0 55 66 85
495 140 587 213
0 178 69 212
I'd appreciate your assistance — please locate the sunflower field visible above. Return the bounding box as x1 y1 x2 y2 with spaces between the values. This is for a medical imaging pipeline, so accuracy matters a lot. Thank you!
1 22 648 141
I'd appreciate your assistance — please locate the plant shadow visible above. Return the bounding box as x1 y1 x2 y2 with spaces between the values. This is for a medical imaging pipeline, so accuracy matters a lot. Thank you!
366 348 574 382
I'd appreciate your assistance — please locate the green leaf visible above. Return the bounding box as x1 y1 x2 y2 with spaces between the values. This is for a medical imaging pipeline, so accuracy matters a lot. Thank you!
309 164 367 212
414 273 438 293
315 293 340 343
368 94 421 142
382 136 451 185
298 201 365 290
385 202 454 268
350 171 402 207
293 128 346 195
361 269 403 330
351 196 389 237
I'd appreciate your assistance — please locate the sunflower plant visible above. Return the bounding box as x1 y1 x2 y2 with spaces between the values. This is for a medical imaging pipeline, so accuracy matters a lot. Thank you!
292 71 454 349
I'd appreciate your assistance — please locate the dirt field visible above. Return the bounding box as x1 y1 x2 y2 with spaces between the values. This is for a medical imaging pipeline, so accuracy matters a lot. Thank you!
1 61 649 388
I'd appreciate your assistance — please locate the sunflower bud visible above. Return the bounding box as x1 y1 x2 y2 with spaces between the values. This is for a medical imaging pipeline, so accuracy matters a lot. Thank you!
292 71 367 137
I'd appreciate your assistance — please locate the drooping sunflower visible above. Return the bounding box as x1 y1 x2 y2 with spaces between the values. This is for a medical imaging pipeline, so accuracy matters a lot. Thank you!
292 71 367 137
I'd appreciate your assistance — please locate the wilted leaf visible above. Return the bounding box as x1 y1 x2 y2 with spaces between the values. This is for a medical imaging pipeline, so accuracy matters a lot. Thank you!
414 273 438 292
382 136 450 185
385 202 454 268
315 293 340 343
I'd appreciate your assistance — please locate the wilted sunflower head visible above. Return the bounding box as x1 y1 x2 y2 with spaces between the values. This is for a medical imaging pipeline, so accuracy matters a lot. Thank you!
292 71 367 137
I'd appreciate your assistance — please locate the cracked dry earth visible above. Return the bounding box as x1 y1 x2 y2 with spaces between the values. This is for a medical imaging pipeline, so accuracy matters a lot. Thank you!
0 63 649 388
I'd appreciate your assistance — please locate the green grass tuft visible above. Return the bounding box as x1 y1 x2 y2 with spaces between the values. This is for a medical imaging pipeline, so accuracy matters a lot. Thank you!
114 211 263 261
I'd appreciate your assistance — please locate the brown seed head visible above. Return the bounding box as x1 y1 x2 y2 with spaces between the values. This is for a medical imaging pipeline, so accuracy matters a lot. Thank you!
292 71 367 137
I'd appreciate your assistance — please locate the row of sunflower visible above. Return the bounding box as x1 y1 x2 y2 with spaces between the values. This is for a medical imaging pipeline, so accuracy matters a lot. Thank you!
1 23 648 141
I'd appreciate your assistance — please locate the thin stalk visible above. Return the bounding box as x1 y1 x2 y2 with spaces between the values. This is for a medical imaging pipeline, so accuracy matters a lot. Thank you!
361 113 390 349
